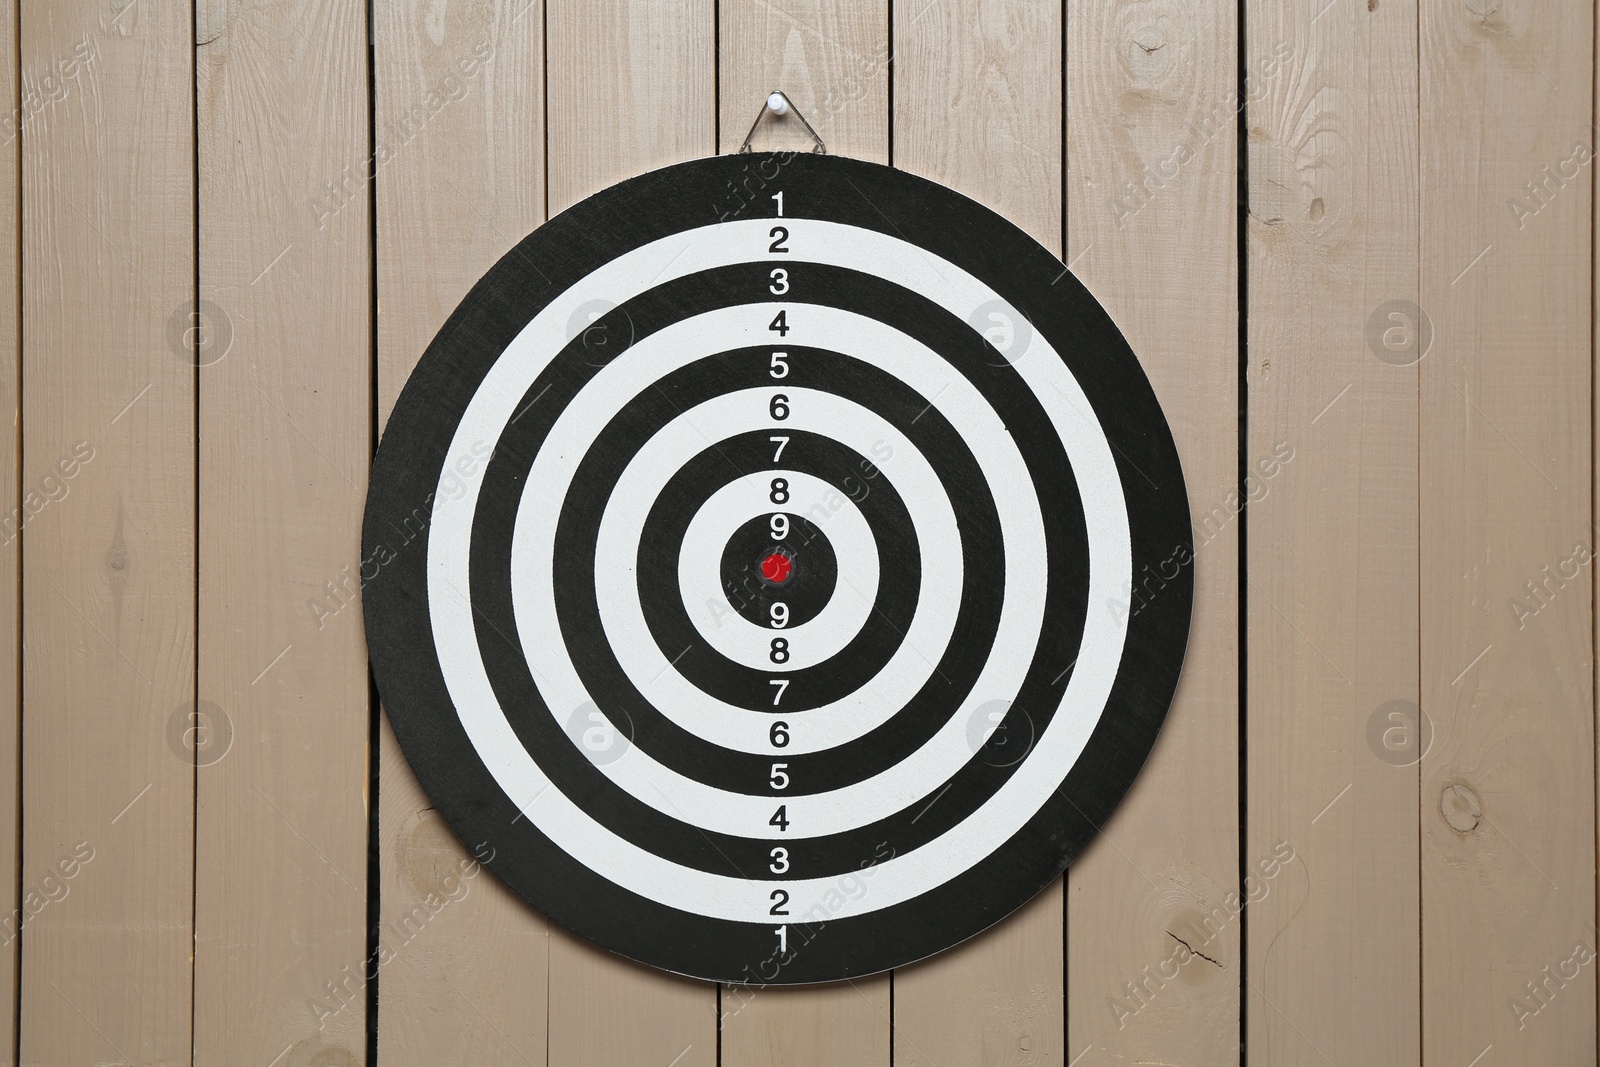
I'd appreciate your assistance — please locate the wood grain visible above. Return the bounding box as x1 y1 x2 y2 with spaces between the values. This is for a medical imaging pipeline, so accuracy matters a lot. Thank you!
17 3 195 1065
721 979 891 1067
890 1 1063 1061
1244 1 1421 1064
895 888 1062 1067
716 2 892 1061
893 0 1061 243
546 0 716 215
718 0 888 162
373 2 549 1062
1419 1 1595 1063
193 0 371 1062
1064 1 1239 1064
0 0 20 1058
548 926 717 1067
543 1 719 1062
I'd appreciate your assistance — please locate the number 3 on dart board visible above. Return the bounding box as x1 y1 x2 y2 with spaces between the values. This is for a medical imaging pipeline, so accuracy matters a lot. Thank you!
363 153 1193 984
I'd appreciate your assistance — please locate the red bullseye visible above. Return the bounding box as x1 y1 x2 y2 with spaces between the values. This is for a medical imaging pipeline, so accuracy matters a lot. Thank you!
760 552 793 584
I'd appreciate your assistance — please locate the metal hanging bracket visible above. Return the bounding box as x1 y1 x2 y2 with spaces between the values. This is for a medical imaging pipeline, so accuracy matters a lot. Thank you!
739 90 826 155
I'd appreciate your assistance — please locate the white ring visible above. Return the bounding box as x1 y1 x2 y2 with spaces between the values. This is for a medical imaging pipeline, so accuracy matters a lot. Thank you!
426 218 1131 923
587 388 962 749
511 310 1029 833
516 323 1014 837
673 472 878 670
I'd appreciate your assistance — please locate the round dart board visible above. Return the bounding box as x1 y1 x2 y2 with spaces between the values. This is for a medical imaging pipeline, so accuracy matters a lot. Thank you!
363 152 1193 984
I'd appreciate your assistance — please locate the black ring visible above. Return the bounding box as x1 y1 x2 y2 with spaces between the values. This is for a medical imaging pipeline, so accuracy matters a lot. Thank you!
468 325 1044 798
632 429 917 710
467 266 1045 802
464 309 1082 877
620 427 922 712
364 152 1192 983
717 512 838 630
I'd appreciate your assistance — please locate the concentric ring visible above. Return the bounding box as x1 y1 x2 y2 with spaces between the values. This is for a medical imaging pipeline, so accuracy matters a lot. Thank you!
584 387 962 728
604 413 933 688
714 511 840 631
678 475 866 662
364 153 1192 984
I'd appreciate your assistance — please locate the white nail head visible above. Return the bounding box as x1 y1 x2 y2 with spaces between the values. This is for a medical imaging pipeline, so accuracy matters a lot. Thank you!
767 91 789 116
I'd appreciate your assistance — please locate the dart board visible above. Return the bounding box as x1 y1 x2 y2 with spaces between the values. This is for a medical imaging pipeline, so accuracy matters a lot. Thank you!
363 153 1193 984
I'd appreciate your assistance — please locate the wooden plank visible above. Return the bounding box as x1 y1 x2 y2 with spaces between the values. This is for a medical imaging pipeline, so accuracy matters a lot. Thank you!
548 926 716 1067
1418 2 1595 1063
891 0 1061 244
1063 1 1239 1064
543 1 718 1062
17 4 195 1064
546 0 716 216
373 1 549 1062
895 889 1062 1066
720 980 891 1067
0 1 20 1058
890 1 1063 1062
716 1 891 1061
1244 1 1420 1063
192 1 371 1062
717 0 888 163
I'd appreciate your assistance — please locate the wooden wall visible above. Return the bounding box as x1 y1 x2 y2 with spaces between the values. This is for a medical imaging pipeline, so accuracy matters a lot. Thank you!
0 0 1594 1063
